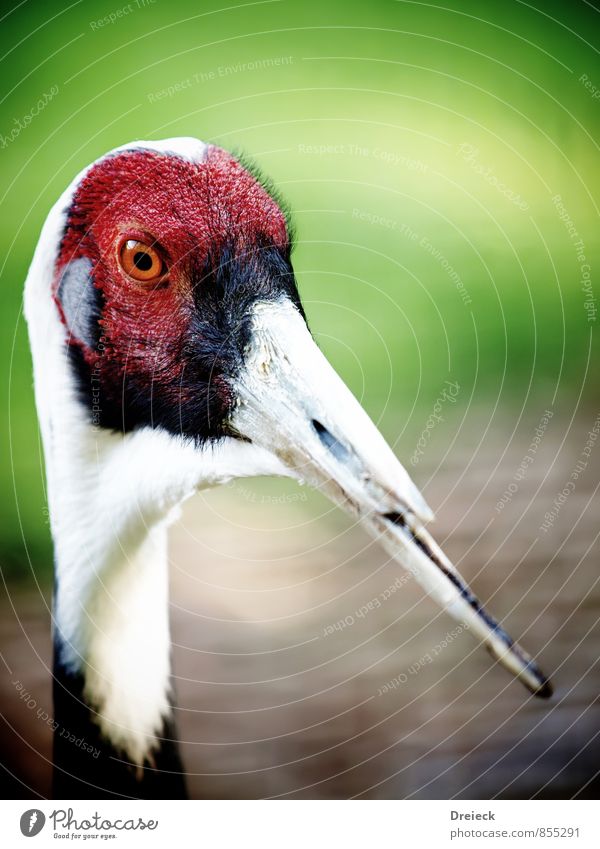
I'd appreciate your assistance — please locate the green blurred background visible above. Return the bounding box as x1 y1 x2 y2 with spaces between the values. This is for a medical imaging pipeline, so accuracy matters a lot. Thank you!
1 0 598 577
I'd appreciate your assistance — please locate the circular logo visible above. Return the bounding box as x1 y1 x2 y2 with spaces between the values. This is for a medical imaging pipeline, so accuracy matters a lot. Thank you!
19 810 46 837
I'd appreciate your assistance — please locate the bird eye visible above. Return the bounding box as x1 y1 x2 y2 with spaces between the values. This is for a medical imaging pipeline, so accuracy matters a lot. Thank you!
119 239 167 283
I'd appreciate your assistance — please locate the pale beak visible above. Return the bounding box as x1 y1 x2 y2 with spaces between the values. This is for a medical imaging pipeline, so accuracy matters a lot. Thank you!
230 299 552 698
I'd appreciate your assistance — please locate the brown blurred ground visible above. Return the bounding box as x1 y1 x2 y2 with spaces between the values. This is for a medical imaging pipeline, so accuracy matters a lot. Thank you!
1 408 599 799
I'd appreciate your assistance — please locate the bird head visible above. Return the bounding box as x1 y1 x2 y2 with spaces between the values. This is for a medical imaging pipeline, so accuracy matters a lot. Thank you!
52 142 299 441
48 137 431 520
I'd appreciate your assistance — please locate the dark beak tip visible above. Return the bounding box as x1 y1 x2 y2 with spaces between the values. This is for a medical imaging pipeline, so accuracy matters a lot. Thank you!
534 677 554 700
524 658 553 699
484 643 553 700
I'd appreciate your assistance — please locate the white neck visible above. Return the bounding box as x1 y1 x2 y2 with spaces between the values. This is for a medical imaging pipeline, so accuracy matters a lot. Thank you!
49 408 184 766
31 334 286 765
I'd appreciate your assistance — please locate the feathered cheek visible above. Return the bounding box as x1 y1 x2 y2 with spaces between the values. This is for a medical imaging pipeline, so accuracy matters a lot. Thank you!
54 257 101 350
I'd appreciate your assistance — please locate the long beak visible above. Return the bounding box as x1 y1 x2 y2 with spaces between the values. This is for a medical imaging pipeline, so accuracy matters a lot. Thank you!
230 299 552 698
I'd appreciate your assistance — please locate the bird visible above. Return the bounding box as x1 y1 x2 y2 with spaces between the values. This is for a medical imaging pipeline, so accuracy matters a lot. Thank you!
24 137 552 800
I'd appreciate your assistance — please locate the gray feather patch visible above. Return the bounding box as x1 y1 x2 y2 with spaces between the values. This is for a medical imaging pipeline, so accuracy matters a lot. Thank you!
57 257 98 348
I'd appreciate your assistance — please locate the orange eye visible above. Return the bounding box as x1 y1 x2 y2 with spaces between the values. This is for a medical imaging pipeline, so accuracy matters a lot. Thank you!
119 239 166 282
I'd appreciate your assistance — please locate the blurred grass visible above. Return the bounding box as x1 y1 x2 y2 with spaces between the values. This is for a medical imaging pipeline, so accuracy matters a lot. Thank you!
0 0 598 576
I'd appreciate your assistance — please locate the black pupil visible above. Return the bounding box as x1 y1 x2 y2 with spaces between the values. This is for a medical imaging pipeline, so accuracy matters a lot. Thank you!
134 250 153 272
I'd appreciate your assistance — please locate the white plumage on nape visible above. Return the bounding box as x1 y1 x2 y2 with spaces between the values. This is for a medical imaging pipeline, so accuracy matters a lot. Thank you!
25 136 551 799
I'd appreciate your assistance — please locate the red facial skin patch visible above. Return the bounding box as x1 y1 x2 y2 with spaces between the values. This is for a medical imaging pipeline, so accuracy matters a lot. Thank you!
51 145 294 438
54 146 289 366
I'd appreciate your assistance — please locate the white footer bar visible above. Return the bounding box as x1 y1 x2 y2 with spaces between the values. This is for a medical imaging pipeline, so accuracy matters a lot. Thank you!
0 799 596 848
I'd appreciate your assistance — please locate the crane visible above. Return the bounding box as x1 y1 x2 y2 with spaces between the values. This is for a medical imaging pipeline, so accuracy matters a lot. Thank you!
24 137 551 799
